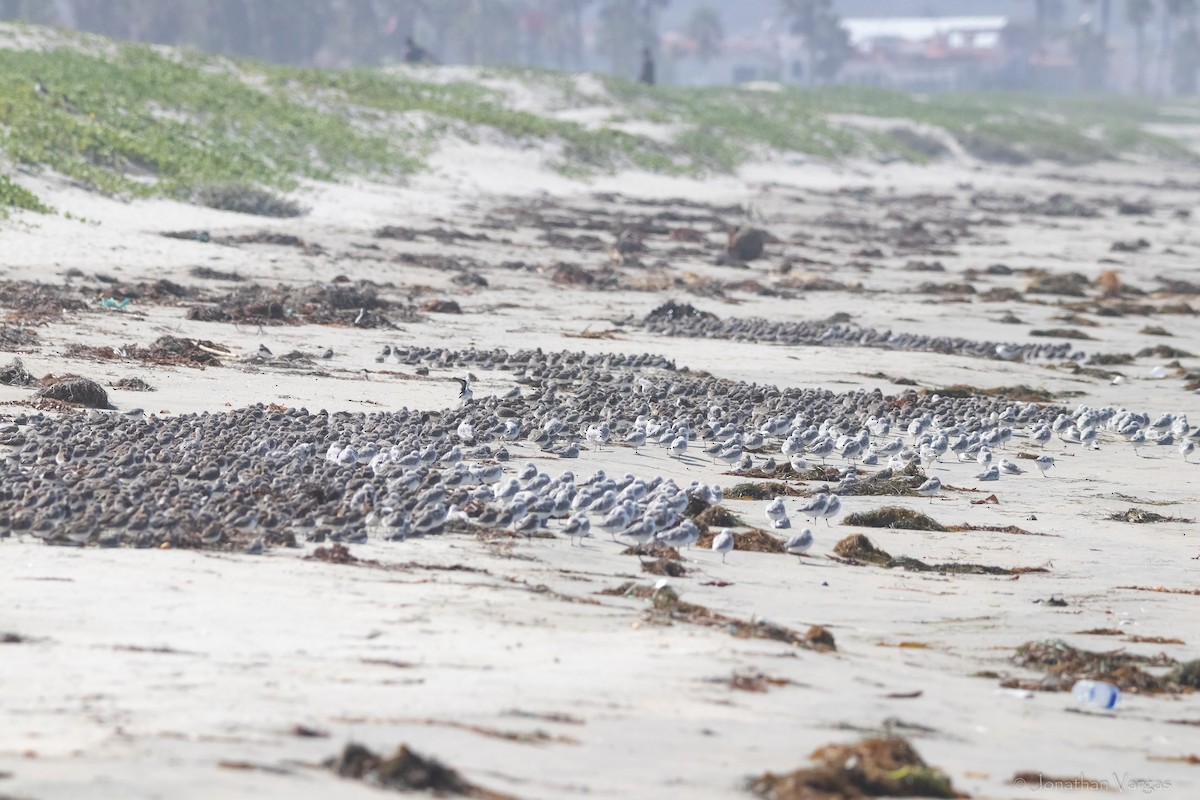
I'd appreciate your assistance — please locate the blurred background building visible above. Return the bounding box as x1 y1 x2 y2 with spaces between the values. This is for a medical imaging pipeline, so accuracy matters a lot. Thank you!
0 0 1197 95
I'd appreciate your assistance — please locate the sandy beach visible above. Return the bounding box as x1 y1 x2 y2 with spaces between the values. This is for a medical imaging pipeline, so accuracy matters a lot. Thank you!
4 53 1200 800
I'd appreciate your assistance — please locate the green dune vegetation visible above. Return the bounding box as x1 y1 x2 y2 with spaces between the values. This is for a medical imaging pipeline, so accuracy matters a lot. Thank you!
0 23 1196 215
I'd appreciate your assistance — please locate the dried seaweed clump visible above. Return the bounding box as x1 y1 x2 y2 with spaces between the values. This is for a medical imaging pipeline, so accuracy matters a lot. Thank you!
37 375 111 409
693 505 742 531
725 482 803 500
843 506 947 532
1004 639 1179 694
931 384 1056 403
832 533 1036 576
751 736 960 800
190 184 306 218
112 377 154 392
0 280 90 322
325 742 510 797
186 281 404 328
696 527 785 553
833 533 894 565
1027 271 1090 297
648 584 831 651
1107 507 1193 524
727 226 767 260
641 556 687 577
0 325 39 349
0 357 36 386
644 300 718 324
1172 659 1200 689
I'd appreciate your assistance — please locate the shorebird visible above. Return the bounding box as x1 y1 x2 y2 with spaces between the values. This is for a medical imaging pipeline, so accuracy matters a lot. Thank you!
818 494 841 526
657 520 700 550
916 476 941 502
764 497 788 526
1032 426 1051 448
712 529 735 563
785 528 814 563
562 513 591 545
999 458 1024 475
668 435 688 459
598 503 635 540
797 493 829 525
976 465 1000 481
453 377 473 406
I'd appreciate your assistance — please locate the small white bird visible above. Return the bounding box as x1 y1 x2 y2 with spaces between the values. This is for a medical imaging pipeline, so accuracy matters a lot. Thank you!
1079 426 1097 449
586 423 612 450
712 529 735 563
808 438 835 463
818 494 841 526
797 493 829 524
788 454 812 474
625 427 647 452
715 445 744 468
1181 440 1196 462
999 458 1025 475
976 465 1000 481
916 476 941 502
765 497 788 525
453 377 473 406
668 435 688 458
657 519 699 550
618 519 658 547
562 513 591 545
1035 455 1055 477
785 528 814 562
598 503 633 539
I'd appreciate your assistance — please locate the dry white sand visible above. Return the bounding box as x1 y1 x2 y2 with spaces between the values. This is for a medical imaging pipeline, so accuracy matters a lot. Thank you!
3 146 1200 800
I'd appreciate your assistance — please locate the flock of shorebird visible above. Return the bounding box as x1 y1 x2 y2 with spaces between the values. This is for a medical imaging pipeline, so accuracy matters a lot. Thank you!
1 341 1195 560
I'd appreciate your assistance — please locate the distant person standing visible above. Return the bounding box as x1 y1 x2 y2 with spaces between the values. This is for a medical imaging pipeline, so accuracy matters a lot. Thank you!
638 46 656 86
404 36 437 65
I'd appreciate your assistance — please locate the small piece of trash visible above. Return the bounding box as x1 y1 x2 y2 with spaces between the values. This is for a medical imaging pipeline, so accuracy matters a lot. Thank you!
97 297 131 311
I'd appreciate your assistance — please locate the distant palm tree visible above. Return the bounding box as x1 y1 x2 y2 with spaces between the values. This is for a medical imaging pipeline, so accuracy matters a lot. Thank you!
1127 0 1154 93
537 0 594 69
684 5 723 63
1080 0 1114 36
444 0 519 65
778 0 849 83
1160 0 1197 92
597 0 668 78
1032 0 1067 30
